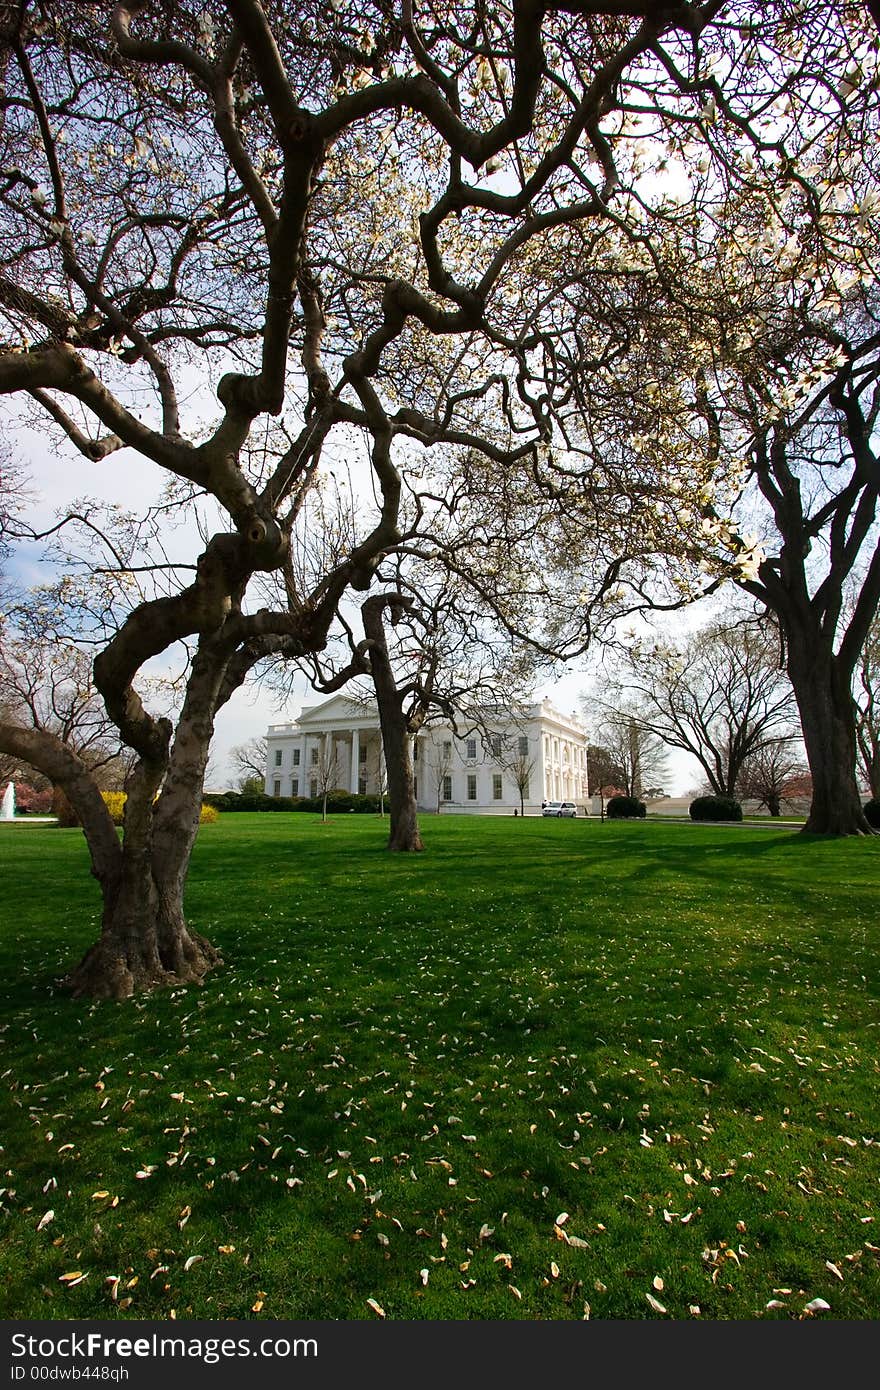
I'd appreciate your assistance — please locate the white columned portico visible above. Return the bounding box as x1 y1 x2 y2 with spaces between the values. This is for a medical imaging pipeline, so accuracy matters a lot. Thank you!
268 693 588 816
350 727 360 793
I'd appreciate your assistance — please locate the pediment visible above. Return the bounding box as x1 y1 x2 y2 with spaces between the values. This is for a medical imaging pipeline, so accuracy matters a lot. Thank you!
296 695 377 727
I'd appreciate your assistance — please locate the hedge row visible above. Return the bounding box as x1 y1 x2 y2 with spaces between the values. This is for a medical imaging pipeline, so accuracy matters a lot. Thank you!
605 795 646 819
689 795 743 822
56 790 219 827
203 789 384 814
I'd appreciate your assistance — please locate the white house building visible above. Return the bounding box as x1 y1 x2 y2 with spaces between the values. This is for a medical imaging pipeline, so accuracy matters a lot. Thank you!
265 695 590 814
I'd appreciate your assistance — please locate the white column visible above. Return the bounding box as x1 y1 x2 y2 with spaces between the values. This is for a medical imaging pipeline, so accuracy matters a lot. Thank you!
300 734 309 793
351 727 360 793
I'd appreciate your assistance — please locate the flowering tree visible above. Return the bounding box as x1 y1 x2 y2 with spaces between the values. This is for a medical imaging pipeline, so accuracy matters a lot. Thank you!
6 0 736 994
549 6 880 832
2 1 877 1005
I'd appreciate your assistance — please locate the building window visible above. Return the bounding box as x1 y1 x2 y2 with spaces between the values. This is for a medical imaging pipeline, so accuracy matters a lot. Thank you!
291 779 299 797
491 734 502 757
518 735 529 755
310 779 318 798
358 776 367 796
522 776 530 800
443 740 452 758
466 737 477 760
359 743 367 763
310 746 319 765
442 774 452 802
492 773 503 800
467 774 477 800
274 748 282 766
273 779 281 798
292 748 300 767
413 741 419 762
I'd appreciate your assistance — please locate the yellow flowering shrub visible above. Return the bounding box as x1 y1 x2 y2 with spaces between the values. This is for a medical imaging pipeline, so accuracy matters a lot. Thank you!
100 791 127 825
98 791 220 826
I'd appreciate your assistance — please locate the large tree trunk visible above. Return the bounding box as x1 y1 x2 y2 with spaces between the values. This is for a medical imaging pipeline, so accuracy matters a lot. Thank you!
384 725 423 851
362 595 423 851
65 753 220 999
856 721 880 800
789 650 874 835
4 643 226 1000
66 874 219 1000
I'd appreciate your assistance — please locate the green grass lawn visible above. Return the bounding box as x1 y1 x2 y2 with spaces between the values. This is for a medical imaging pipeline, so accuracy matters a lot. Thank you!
1 813 878 1321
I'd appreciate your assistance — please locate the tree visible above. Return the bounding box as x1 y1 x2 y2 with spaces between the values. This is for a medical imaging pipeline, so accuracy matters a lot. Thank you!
504 742 537 817
230 735 268 792
368 739 387 818
4 2 877 1005
429 738 454 816
736 740 811 818
579 10 880 834
701 304 880 834
6 0 689 992
293 554 539 849
311 733 340 822
496 5 880 834
360 593 424 849
854 611 880 799
595 705 667 801
359 576 539 844
612 614 798 798
0 586 133 794
586 743 624 797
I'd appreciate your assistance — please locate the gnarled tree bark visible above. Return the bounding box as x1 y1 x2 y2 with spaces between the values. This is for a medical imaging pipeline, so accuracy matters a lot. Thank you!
362 595 424 852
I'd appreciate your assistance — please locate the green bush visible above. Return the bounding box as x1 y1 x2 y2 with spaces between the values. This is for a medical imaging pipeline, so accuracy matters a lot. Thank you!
203 790 383 814
864 798 880 829
203 791 298 812
322 790 383 814
606 794 646 819
689 795 743 822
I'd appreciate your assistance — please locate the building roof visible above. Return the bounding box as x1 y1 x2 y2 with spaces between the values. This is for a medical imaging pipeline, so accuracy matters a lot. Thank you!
268 693 587 739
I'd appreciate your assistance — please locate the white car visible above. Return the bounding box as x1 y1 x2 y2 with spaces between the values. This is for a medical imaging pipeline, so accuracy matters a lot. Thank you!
542 801 578 817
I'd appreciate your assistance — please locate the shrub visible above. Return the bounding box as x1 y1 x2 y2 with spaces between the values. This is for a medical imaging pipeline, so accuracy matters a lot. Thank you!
323 790 382 814
606 794 646 819
101 790 127 825
689 795 743 822
864 799 880 829
60 790 220 827
202 789 383 813
203 791 297 812
12 784 53 815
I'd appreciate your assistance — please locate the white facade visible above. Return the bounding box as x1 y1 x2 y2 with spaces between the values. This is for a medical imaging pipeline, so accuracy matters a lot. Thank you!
265 695 590 815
